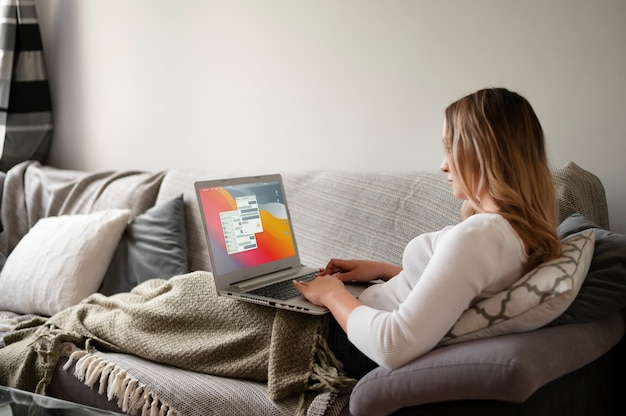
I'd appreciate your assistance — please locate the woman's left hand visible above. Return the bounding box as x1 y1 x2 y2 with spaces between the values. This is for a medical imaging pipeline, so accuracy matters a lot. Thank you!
293 273 346 307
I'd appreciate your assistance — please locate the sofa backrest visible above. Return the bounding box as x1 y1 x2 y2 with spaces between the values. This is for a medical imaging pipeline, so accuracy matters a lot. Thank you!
1 160 607 274
156 161 609 273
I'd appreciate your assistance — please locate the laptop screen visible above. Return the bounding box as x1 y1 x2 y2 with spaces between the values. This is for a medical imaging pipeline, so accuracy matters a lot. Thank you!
196 177 298 277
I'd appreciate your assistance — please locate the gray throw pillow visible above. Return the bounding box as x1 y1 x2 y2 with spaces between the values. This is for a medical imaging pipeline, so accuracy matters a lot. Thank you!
551 213 626 324
99 194 189 296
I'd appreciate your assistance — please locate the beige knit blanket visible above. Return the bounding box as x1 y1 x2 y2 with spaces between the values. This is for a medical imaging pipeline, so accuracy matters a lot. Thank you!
0 272 352 413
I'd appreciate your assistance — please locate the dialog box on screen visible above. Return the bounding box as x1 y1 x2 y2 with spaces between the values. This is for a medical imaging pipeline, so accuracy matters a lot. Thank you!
220 195 264 255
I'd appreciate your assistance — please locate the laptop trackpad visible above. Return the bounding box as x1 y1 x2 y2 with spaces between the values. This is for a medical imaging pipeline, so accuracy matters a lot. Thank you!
345 282 373 298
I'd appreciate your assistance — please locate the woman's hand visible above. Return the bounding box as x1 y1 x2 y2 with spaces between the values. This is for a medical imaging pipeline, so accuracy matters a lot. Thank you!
293 273 346 307
319 259 402 283
295 259 401 332
294 274 362 332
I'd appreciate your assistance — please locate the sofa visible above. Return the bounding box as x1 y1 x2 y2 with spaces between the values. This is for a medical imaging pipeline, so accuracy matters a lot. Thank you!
0 160 625 416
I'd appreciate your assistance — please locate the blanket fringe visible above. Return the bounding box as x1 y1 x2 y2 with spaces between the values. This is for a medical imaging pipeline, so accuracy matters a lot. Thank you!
308 333 355 393
295 331 356 416
64 349 180 416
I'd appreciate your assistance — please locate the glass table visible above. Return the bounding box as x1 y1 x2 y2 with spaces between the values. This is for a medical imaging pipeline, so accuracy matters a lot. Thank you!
0 385 123 415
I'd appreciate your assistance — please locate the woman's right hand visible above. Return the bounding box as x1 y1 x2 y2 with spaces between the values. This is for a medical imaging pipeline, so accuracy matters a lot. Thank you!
318 259 401 283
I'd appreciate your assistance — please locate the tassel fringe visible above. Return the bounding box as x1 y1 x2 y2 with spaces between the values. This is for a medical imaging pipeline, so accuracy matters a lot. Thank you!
308 332 356 393
295 331 356 416
64 349 180 416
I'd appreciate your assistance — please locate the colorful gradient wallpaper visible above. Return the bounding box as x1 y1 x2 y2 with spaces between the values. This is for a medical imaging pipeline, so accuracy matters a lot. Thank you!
197 181 296 276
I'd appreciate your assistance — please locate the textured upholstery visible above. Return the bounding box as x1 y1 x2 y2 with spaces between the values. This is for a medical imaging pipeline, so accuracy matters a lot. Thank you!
157 161 608 274
156 169 464 273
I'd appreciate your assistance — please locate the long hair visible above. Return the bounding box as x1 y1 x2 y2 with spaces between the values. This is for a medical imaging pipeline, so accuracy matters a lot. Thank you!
443 88 561 270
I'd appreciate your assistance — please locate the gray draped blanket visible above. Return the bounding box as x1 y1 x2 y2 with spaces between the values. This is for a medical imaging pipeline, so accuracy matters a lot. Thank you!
0 272 353 413
0 160 165 258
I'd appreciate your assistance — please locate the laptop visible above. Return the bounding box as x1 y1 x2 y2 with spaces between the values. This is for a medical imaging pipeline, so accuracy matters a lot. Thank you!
194 173 368 315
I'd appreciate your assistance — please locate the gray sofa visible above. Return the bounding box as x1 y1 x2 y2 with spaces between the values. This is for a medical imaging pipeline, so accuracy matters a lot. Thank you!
1 160 625 416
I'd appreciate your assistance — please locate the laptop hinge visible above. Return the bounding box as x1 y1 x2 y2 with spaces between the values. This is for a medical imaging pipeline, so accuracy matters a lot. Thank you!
232 268 296 292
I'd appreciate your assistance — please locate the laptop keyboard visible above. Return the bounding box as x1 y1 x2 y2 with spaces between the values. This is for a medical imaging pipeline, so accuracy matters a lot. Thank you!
250 272 317 300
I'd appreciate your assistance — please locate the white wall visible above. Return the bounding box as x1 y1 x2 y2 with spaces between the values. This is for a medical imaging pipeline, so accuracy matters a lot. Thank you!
35 0 626 233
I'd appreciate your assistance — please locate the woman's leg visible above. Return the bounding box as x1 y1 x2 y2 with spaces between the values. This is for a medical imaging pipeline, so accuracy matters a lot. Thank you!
326 316 378 379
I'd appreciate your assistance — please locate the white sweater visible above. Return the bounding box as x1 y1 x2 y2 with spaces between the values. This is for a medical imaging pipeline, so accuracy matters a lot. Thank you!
348 213 527 369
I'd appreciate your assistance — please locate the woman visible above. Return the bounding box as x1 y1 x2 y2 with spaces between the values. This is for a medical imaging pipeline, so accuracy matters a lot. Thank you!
294 87 563 378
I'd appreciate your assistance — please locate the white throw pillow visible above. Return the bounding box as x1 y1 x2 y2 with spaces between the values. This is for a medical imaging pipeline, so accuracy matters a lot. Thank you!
440 229 595 345
0 209 131 316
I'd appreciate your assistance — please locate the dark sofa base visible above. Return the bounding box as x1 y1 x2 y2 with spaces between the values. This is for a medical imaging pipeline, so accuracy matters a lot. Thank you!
49 357 124 413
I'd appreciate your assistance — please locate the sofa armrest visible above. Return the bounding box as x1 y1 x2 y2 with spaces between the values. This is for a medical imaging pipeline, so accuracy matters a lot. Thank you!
349 313 625 416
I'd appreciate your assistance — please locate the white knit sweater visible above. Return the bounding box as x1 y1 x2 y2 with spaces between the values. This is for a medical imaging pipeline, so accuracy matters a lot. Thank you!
348 213 527 369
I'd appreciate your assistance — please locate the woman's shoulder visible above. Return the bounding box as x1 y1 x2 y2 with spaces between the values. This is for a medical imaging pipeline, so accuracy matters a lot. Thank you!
423 214 519 252
449 213 517 241
457 212 508 228
432 214 525 265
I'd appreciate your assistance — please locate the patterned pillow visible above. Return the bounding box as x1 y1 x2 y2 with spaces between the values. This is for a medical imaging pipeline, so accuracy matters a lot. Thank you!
440 230 595 345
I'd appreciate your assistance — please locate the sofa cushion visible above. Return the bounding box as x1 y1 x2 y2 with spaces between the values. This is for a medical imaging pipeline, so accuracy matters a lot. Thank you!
349 313 624 415
551 213 626 324
441 230 595 345
0 209 131 316
98 194 189 296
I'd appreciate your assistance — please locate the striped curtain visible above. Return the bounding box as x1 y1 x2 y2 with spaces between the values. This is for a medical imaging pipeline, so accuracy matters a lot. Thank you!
0 0 52 172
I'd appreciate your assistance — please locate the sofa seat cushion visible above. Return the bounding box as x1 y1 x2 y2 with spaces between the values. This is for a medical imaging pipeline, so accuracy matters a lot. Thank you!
349 312 625 416
51 351 331 416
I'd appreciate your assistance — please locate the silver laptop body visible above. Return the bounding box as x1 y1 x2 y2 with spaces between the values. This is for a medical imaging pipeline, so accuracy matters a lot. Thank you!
195 174 367 315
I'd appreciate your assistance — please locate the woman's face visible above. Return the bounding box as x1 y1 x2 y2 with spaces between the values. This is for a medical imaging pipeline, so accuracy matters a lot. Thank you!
440 121 468 201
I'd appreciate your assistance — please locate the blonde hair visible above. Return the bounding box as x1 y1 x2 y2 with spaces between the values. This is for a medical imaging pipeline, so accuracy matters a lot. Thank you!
444 88 561 270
